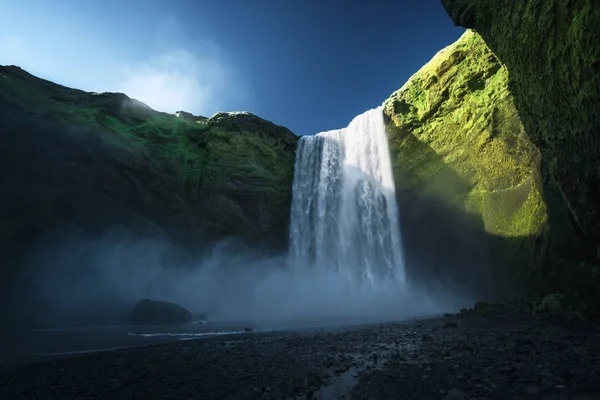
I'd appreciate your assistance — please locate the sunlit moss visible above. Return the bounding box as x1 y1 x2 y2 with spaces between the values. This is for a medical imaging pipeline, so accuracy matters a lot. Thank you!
442 0 600 261
384 31 546 232
383 31 548 290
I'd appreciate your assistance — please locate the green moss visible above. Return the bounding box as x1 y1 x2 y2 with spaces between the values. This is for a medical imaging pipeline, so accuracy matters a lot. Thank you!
465 178 546 238
0 65 298 241
383 31 548 293
441 0 600 264
384 31 546 234
440 0 600 315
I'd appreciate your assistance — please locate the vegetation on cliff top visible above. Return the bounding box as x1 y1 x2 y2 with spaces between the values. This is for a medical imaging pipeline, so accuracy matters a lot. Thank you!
0 65 298 255
383 31 547 294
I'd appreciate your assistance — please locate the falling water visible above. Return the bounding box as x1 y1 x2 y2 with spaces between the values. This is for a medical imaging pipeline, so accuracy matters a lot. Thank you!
289 106 404 287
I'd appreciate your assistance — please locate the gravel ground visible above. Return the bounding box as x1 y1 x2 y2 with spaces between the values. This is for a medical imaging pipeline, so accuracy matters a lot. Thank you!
0 316 599 400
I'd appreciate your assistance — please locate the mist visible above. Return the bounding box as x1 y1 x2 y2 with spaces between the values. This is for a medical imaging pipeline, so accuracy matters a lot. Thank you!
15 226 475 330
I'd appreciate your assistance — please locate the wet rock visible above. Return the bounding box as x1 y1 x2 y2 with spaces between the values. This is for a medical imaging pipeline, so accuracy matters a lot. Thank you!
444 388 467 400
570 394 596 400
473 301 491 315
130 299 191 325
516 336 536 347
497 365 517 374
451 341 474 354
525 385 541 395
422 333 434 341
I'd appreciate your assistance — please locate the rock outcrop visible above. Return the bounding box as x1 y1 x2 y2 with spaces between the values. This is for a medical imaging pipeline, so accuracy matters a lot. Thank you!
383 31 547 297
440 0 600 309
0 65 297 326
440 0 600 264
130 299 192 325
0 65 297 256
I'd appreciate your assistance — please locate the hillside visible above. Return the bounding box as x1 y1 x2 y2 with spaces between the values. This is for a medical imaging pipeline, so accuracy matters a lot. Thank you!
0 65 298 325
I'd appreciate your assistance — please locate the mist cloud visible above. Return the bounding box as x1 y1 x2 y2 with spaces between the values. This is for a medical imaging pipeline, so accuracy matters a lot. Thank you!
18 228 474 329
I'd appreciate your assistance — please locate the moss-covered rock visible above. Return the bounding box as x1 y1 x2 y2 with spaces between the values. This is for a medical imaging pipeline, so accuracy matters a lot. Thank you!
383 31 547 296
440 0 600 264
441 0 600 314
0 65 297 277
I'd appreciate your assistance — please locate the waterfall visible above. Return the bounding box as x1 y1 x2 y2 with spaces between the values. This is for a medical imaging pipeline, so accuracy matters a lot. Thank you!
289 106 404 287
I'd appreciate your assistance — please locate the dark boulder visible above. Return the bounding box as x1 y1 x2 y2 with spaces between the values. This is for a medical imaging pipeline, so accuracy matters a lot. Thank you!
130 299 192 325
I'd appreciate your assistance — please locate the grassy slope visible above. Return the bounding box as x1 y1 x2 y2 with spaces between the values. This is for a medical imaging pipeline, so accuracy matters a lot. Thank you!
383 31 547 293
0 65 298 250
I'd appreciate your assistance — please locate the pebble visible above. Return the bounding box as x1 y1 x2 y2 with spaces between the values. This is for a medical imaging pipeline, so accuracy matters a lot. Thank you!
443 388 466 400
442 321 458 329
1 317 599 400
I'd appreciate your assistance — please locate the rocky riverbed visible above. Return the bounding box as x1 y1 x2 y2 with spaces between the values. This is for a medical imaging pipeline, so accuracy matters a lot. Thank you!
0 316 599 400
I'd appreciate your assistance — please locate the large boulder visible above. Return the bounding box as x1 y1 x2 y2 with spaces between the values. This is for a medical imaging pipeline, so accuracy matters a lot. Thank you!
383 31 547 298
130 299 192 326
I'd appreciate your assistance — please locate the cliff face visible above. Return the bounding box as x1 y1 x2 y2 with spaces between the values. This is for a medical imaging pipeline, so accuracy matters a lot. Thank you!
440 0 600 312
441 0 600 265
0 65 297 281
383 31 547 297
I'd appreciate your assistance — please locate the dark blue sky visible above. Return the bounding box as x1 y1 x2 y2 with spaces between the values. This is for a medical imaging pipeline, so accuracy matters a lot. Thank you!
0 0 464 135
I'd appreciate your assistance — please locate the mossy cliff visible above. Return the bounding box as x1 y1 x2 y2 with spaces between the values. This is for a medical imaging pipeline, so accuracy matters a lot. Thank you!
383 31 547 297
0 65 298 273
440 0 600 312
441 0 600 264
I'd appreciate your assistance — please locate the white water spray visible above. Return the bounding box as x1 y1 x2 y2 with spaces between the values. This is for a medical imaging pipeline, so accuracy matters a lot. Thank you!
23 106 463 329
289 106 404 288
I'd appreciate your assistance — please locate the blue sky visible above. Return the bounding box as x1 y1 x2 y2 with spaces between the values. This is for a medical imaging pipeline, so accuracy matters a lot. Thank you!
0 0 464 135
